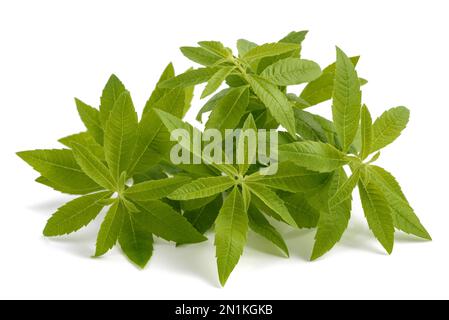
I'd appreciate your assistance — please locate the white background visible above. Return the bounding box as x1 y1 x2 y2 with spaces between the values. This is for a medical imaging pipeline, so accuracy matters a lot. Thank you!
1 0 448 300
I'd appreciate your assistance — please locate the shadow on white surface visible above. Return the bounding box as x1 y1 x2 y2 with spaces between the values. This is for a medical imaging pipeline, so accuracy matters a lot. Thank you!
339 220 385 256
28 197 71 215
152 239 220 287
394 232 431 243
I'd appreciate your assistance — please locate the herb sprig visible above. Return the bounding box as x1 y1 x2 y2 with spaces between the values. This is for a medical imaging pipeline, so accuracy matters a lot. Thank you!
18 30 430 286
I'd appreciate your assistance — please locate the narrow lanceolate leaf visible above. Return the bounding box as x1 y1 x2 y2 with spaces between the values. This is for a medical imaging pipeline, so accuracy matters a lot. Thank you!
280 193 320 228
75 98 104 145
168 176 235 201
131 88 186 175
248 162 328 193
17 149 101 195
70 143 116 191
180 46 223 67
246 182 297 227
59 132 105 161
329 166 361 207
44 191 112 236
371 106 410 152
247 75 296 136
332 47 362 152
196 88 231 122
241 184 251 212
144 63 176 110
181 194 219 212
104 91 138 179
155 109 237 177
260 58 322 86
95 200 126 257
134 200 206 244
205 86 249 133
311 168 352 260
293 109 329 143
367 165 431 240
34 176 97 195
158 67 219 88
198 41 231 59
360 105 373 160
183 196 223 234
300 56 361 107
242 42 299 62
280 30 308 44
119 212 154 268
124 176 191 201
237 114 257 175
237 39 258 57
201 67 234 99
99 74 126 125
279 141 349 172
359 179 395 254
248 205 289 256
215 188 248 286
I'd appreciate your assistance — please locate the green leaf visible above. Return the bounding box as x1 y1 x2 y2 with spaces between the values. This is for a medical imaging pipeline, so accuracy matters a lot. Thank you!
300 56 361 107
279 30 308 44
131 88 186 175
104 91 138 179
17 149 102 195
75 98 104 145
205 86 249 133
183 83 195 115
371 106 410 152
168 176 235 201
241 184 252 211
280 193 320 228
248 205 289 256
34 176 96 195
119 212 154 268
124 176 191 201
367 165 431 240
158 67 218 89
70 142 116 191
359 178 395 254
180 46 223 66
279 141 349 173
155 109 238 176
247 75 296 136
59 132 105 161
134 200 206 244
360 105 373 160
311 168 352 260
242 42 299 62
181 194 219 212
260 58 322 86
183 196 223 234
248 161 329 193
95 200 126 257
43 191 112 236
201 67 234 99
237 114 257 175
144 63 176 110
332 47 362 152
237 39 258 57
246 182 297 227
215 187 248 286
293 109 329 143
99 74 126 125
196 88 231 122
329 166 361 207
198 41 231 58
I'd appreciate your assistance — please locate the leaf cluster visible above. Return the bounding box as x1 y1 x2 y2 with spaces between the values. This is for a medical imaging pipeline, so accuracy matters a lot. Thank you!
18 31 430 286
